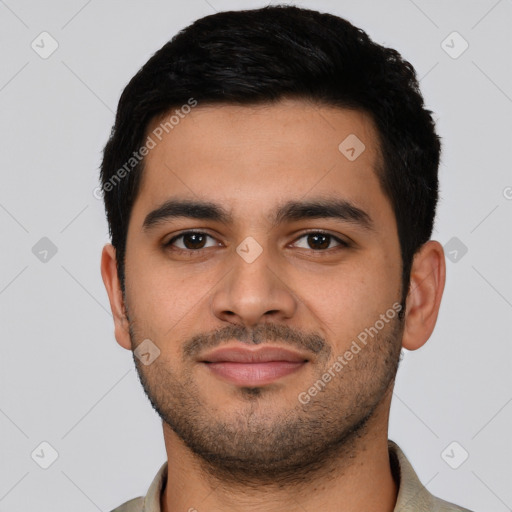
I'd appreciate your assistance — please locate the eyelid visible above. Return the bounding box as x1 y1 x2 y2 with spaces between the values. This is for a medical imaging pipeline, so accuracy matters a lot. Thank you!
164 229 220 247
290 230 350 249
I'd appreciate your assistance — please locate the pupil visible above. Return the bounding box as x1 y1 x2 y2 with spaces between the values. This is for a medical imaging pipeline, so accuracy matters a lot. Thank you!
309 233 329 250
185 233 205 249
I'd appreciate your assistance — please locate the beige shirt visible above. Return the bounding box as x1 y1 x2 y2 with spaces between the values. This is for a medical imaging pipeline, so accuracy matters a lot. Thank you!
111 440 473 512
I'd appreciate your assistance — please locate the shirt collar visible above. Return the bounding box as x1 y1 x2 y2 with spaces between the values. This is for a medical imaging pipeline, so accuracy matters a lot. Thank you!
388 439 437 510
142 460 167 512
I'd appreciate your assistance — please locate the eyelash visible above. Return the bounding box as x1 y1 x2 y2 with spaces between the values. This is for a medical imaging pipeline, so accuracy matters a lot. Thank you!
163 230 350 254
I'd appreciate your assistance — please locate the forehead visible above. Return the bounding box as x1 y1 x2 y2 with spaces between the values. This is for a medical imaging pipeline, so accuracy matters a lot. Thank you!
132 98 389 228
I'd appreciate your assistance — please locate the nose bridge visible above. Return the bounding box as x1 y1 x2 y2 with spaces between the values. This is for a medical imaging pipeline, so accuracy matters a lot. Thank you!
210 236 297 326
233 239 274 292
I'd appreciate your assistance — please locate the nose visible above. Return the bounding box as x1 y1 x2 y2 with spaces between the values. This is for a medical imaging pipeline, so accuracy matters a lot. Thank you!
210 242 298 328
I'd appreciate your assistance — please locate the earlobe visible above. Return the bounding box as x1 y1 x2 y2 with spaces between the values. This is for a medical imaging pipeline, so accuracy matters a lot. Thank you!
401 240 446 351
100 243 132 350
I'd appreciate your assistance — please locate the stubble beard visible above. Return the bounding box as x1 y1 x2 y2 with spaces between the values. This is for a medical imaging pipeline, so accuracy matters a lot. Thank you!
129 317 404 488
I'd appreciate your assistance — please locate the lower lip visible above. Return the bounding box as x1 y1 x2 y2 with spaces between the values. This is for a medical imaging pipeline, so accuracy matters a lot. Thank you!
204 361 306 386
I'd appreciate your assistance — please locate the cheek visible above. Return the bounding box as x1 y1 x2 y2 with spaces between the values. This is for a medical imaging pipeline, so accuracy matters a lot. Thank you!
282 264 365 336
125 251 220 346
352 257 401 321
124 249 186 328
291 255 400 341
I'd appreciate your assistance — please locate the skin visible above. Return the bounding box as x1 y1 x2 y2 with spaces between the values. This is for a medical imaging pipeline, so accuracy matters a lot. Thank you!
101 98 446 512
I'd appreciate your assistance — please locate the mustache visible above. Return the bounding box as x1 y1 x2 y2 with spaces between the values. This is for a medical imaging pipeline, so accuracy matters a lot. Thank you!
183 323 330 360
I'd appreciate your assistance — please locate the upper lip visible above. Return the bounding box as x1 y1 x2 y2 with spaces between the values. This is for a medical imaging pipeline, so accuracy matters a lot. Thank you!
200 345 309 363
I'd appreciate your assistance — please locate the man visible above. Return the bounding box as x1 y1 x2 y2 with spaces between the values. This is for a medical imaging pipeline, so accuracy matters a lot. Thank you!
100 5 473 512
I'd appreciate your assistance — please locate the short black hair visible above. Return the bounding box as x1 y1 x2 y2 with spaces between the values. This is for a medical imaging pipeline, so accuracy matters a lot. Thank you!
100 4 440 308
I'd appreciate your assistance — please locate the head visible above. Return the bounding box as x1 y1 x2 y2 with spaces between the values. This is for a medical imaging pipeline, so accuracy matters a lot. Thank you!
100 5 445 485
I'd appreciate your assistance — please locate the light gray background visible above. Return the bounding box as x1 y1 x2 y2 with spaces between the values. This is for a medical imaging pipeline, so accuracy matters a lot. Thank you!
1 0 511 511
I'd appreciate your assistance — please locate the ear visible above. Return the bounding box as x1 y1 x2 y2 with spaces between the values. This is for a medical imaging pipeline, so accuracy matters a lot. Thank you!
100 243 132 350
401 240 446 351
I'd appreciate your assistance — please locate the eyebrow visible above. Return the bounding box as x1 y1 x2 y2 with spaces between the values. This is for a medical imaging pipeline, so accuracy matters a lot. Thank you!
142 197 374 232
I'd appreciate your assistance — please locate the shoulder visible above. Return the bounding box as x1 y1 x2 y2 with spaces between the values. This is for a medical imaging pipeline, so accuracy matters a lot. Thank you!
389 440 475 512
109 496 144 512
430 494 475 512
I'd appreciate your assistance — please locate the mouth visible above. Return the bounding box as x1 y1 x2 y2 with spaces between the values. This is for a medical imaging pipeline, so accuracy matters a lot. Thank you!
200 345 309 386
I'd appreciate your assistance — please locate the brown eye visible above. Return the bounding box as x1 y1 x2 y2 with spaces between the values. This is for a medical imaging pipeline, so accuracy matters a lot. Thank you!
181 233 207 249
307 233 330 250
165 232 218 251
293 232 349 251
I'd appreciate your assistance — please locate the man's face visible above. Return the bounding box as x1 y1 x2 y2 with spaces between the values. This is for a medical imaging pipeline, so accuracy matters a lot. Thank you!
122 99 404 483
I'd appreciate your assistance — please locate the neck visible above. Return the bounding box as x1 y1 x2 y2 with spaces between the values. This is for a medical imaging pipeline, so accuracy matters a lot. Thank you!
160 396 398 512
